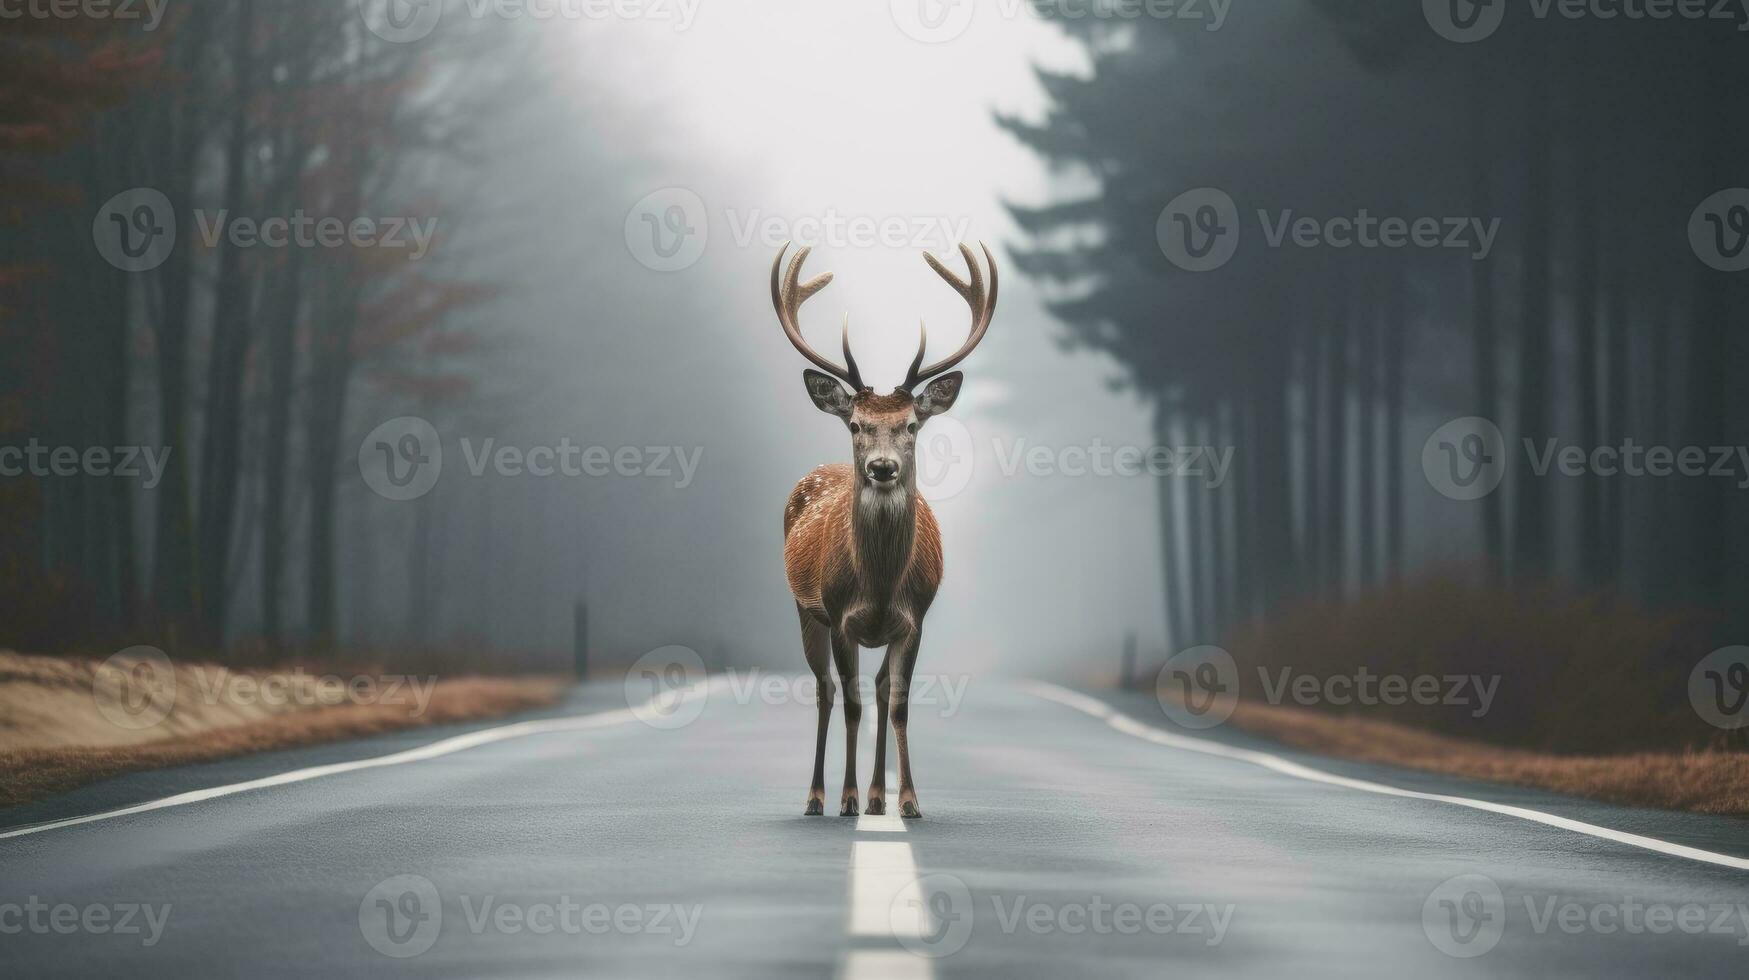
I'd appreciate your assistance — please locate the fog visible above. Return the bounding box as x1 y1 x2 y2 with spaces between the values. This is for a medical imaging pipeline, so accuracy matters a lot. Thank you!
12 0 1747 688
340 3 1161 675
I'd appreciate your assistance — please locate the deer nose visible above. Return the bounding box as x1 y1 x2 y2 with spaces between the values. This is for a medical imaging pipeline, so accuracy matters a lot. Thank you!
866 458 900 483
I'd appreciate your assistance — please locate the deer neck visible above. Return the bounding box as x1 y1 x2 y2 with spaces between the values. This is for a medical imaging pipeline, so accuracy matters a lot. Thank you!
851 483 916 598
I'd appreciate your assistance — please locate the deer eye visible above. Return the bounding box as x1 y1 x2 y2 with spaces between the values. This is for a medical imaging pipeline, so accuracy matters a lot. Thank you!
907 422 919 435
848 422 860 434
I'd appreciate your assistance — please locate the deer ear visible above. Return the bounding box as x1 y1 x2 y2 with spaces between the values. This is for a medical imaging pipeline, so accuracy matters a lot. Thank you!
915 372 963 420
803 370 853 420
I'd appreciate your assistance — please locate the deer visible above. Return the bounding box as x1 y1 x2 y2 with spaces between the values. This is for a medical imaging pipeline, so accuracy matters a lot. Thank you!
773 241 998 819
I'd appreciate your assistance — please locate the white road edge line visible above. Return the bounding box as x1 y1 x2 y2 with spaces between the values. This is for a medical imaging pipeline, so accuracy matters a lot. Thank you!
0 679 723 842
1021 680 1749 873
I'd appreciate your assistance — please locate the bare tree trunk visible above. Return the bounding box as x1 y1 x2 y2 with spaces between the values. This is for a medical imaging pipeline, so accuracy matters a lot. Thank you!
1188 416 1211 642
1253 344 1296 611
1155 405 1190 650
195 0 259 646
1355 279 1377 590
1600 239 1628 583
1513 46 1554 582
148 13 217 649
1324 280 1349 597
1210 408 1233 637
260 249 302 654
1469 71 1505 585
1684 38 1732 610
1572 62 1604 588
305 282 359 656
1303 313 1325 592
1382 264 1407 582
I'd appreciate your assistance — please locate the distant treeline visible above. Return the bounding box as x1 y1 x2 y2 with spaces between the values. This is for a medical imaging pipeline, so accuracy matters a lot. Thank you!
1 2 530 655
1005 2 1749 646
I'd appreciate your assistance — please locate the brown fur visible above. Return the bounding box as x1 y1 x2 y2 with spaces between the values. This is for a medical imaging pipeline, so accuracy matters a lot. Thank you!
783 463 942 638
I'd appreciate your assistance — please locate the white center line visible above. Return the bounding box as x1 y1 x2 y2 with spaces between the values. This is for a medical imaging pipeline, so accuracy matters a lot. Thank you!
849 841 925 938
855 813 908 833
1023 680 1749 873
840 949 933 980
844 839 937 980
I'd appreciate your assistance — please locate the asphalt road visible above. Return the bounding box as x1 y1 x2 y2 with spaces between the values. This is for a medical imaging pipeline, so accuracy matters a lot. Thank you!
2 674 1747 978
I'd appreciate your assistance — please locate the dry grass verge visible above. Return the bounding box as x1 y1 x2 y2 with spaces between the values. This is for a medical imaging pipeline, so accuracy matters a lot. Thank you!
1185 573 1749 817
0 650 566 808
1214 698 1749 817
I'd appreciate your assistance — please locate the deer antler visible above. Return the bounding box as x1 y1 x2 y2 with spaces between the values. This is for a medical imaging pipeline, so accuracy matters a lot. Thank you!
772 243 865 391
904 242 999 391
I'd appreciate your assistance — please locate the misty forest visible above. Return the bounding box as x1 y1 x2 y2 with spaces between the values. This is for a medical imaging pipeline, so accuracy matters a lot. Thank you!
4 0 1747 759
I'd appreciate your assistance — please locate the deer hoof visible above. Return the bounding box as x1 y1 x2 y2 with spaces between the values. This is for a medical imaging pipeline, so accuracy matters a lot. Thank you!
865 797 886 816
900 799 922 819
804 797 825 816
839 795 860 817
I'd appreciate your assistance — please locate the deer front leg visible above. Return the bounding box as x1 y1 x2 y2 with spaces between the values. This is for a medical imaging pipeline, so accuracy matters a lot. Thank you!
831 629 861 816
799 606 832 816
866 653 892 815
889 627 923 819
807 672 834 816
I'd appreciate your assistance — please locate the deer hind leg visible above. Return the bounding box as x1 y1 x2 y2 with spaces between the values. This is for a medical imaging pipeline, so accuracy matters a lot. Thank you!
890 628 923 819
831 629 861 816
799 605 832 816
865 651 892 815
